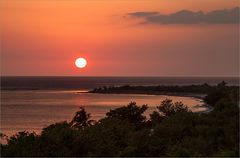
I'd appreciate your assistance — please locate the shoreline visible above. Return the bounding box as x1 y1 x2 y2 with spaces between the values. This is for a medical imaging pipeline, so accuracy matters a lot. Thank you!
87 91 213 114
87 91 207 100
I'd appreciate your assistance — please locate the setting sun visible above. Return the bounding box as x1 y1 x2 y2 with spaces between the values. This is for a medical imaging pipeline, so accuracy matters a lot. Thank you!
1 0 239 157
75 57 87 68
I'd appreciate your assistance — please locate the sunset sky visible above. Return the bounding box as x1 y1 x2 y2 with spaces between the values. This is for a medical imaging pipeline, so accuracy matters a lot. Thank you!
1 0 239 76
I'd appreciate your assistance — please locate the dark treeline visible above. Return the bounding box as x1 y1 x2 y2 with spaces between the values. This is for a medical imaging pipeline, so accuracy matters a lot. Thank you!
1 82 239 157
90 81 238 97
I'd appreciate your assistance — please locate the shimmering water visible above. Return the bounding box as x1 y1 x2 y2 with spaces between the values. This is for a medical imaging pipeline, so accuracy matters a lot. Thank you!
1 76 238 136
1 90 205 136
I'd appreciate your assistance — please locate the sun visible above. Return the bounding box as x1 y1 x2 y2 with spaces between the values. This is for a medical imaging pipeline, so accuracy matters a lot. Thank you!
75 57 87 68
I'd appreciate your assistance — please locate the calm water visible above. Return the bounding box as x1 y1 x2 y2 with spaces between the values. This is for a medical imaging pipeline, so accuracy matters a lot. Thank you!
1 77 239 136
1 76 239 90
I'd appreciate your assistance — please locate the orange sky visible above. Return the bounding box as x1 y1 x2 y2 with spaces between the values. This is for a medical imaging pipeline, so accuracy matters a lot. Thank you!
1 0 239 76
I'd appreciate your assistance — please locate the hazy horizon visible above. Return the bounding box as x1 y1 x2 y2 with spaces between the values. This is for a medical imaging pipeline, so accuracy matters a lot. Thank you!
1 75 240 78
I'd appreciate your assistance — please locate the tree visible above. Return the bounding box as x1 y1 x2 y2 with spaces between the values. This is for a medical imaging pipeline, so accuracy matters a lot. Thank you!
157 99 189 117
217 81 227 87
149 111 163 125
40 122 78 156
1 131 39 157
1 84 239 157
70 107 94 130
76 118 135 157
106 102 148 125
204 81 230 106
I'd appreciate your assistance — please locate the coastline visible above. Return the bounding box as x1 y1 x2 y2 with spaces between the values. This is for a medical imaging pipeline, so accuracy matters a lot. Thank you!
87 91 207 100
86 89 211 112
87 91 213 114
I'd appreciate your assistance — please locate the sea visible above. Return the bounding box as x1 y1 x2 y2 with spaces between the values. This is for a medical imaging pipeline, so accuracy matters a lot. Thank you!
1 76 239 136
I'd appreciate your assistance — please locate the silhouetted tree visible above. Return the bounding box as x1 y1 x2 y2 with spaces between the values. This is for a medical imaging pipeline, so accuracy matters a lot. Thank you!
204 81 231 106
106 102 148 125
1 84 239 157
217 81 227 87
157 99 189 117
70 107 94 130
149 111 163 125
1 131 39 157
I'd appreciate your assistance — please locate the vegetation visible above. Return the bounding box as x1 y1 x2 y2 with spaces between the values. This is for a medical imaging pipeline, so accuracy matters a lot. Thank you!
90 81 238 98
1 82 239 157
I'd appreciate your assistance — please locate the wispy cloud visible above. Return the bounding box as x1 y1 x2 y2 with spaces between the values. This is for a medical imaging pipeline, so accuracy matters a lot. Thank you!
127 7 239 24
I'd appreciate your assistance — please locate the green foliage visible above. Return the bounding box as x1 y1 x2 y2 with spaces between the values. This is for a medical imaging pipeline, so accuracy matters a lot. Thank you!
1 82 239 157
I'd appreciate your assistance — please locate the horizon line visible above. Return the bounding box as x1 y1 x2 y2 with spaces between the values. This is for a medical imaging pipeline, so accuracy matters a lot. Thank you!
1 75 239 78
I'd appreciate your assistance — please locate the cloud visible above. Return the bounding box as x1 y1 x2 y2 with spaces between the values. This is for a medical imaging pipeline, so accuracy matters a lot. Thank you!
127 12 158 17
127 7 240 24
